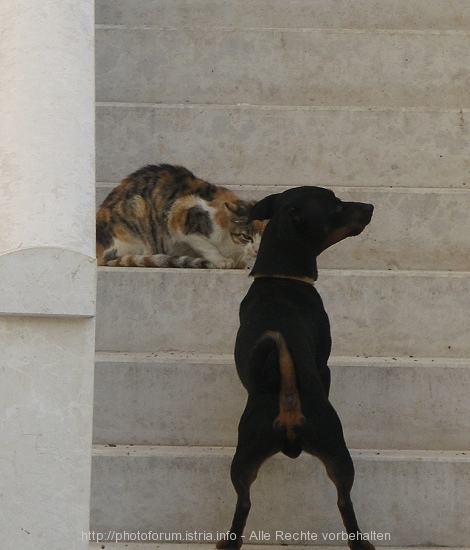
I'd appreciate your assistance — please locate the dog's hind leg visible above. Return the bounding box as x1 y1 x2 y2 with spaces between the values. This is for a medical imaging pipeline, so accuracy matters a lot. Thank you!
217 404 281 549
303 411 374 550
317 449 374 550
216 449 263 549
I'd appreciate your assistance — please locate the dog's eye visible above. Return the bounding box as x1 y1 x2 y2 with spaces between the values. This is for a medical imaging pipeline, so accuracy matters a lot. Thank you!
335 204 343 213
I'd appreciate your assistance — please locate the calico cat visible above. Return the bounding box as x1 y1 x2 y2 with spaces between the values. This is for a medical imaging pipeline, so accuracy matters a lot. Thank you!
96 164 265 269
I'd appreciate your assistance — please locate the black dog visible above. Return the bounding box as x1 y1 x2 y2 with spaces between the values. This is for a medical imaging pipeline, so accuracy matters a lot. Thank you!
217 186 374 550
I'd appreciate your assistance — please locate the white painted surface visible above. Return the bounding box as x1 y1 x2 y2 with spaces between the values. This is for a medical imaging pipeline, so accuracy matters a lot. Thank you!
0 0 95 549
0 0 95 256
0 317 95 549
0 0 95 316
0 248 95 316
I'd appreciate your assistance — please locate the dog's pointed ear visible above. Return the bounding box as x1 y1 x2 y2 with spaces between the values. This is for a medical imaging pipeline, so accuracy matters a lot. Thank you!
248 193 280 221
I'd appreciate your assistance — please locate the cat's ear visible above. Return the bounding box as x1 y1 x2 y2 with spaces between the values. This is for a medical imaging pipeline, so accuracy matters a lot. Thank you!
247 193 281 221
225 201 240 217
225 201 246 223
225 202 237 214
225 200 256 222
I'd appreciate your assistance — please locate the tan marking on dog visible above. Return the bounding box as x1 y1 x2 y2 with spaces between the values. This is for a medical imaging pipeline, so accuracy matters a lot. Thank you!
254 274 315 286
320 221 366 252
266 331 305 441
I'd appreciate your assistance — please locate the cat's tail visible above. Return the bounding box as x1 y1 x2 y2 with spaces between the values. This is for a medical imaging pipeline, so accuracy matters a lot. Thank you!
106 254 212 268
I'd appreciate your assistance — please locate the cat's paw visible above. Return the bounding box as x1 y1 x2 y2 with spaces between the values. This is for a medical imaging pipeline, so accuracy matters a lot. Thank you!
212 258 236 269
106 259 119 266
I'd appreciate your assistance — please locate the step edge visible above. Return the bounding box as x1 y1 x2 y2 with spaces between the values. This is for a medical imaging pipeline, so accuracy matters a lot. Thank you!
89 545 468 550
96 101 470 113
96 24 470 35
89 545 470 550
97 266 470 277
95 350 470 369
92 444 470 461
96 181 470 195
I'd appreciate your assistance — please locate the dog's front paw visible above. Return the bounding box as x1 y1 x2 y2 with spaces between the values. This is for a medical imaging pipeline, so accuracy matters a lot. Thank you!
216 534 242 549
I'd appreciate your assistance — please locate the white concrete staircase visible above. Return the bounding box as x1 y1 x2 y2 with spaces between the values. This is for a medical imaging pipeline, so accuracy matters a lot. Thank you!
92 1 470 548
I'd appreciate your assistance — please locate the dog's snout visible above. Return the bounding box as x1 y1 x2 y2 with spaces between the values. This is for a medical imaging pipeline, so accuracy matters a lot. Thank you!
348 202 374 224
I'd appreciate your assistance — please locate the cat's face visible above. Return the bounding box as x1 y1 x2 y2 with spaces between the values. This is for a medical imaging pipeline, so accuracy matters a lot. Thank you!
238 219 267 257
225 201 268 265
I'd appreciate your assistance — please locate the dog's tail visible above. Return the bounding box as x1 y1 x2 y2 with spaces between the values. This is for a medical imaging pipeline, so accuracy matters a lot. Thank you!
265 331 305 443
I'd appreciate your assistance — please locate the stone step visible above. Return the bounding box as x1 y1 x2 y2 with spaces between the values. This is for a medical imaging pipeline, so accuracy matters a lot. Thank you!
96 0 470 30
96 184 470 272
96 268 470 358
96 26 469 108
93 352 470 451
90 445 470 547
96 104 469 189
89 546 465 550
89 546 469 550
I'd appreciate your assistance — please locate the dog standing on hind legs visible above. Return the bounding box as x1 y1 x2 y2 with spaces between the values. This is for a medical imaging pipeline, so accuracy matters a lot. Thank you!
217 186 374 550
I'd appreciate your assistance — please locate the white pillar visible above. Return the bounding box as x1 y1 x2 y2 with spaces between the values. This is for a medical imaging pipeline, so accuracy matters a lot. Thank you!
0 1 95 549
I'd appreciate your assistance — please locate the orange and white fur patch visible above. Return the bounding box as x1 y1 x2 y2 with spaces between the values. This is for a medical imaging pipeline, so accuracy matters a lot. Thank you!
96 164 266 269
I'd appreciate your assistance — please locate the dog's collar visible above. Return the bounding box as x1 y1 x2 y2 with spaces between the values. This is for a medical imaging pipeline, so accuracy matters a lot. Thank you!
253 274 315 286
